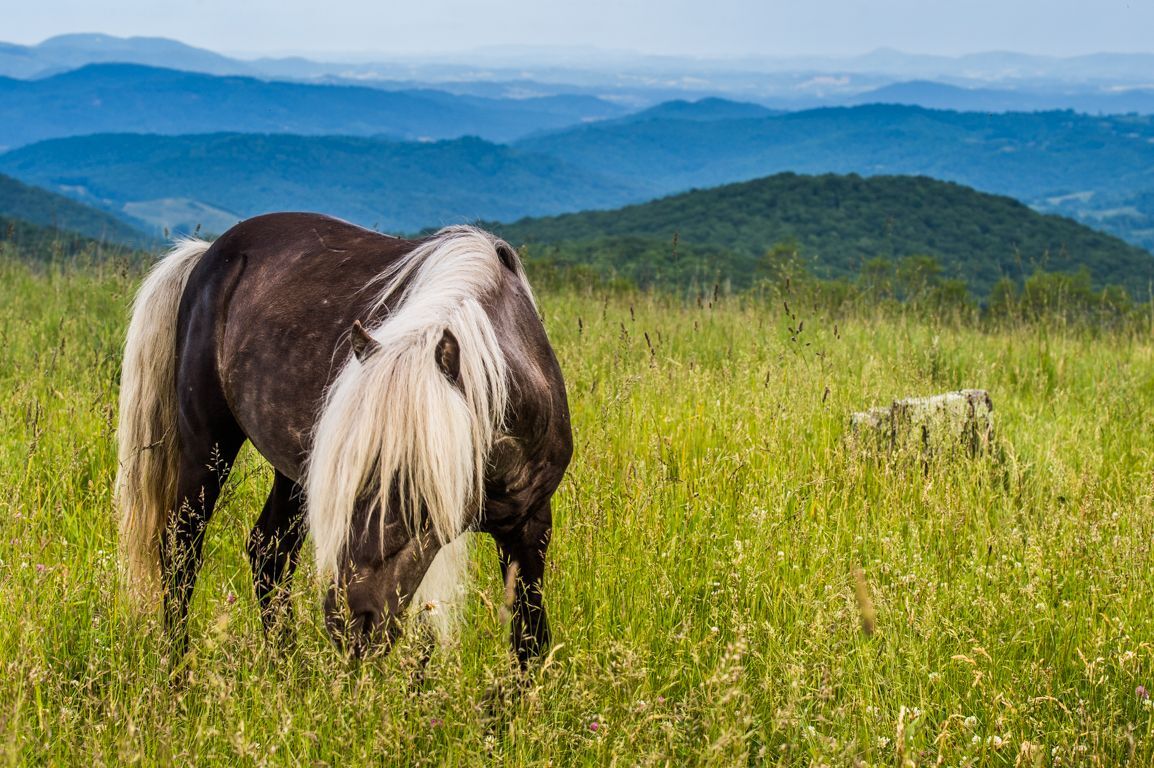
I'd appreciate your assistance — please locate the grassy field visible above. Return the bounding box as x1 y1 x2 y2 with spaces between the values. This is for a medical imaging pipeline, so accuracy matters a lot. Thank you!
2 253 1153 766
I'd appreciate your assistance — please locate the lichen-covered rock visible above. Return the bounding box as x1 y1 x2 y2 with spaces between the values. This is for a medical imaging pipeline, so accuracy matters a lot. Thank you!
850 389 994 457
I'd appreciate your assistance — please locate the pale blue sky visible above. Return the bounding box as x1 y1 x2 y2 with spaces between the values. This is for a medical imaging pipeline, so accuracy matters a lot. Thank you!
5 0 1153 58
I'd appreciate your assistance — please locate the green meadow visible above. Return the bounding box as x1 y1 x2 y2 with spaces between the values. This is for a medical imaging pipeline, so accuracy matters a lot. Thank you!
2 251 1153 766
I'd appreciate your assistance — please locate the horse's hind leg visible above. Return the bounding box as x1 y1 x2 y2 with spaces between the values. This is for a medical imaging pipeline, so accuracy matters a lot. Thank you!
247 471 306 641
163 412 244 658
492 500 553 669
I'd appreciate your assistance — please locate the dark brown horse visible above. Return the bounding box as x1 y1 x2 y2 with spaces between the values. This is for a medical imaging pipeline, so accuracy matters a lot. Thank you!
115 213 572 663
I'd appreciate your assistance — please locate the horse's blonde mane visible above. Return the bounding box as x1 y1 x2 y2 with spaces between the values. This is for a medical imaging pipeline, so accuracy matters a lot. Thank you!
304 226 523 582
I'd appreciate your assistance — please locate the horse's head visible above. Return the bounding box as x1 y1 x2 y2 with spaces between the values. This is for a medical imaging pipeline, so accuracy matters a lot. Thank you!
322 498 441 658
307 227 521 659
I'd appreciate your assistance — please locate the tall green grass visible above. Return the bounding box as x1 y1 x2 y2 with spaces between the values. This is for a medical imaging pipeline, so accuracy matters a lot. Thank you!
1 256 1152 765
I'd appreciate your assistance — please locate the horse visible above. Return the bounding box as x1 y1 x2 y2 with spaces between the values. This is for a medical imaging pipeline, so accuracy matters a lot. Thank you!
114 212 573 664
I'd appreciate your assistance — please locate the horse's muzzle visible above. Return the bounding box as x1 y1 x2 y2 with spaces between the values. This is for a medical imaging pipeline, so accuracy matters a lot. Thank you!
323 585 397 659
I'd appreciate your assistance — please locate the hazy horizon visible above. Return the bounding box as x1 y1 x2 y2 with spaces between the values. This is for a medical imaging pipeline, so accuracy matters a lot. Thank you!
6 0 1154 61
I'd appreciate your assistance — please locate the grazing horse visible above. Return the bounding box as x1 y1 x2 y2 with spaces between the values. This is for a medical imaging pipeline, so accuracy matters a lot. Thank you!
114 213 573 663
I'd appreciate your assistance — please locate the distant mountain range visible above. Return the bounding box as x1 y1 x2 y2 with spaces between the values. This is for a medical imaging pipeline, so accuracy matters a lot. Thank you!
10 59 1153 154
4 102 1154 250
490 173 1154 297
5 34 1154 109
847 80 1154 115
515 103 1154 201
0 133 635 234
0 63 625 150
0 33 257 78
609 98 781 124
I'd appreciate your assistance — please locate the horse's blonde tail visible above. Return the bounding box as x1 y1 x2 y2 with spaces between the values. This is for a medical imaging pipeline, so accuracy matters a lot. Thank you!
115 238 211 606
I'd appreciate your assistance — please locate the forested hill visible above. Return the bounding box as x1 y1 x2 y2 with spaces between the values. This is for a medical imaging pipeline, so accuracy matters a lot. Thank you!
0 172 147 245
492 173 1154 297
514 105 1154 253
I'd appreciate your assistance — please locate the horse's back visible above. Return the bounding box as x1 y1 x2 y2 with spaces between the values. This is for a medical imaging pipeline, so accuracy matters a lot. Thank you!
198 213 416 302
178 213 417 477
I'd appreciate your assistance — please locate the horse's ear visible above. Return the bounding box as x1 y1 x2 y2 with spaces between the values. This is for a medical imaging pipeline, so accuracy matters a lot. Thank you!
435 329 461 384
351 321 380 362
496 242 516 271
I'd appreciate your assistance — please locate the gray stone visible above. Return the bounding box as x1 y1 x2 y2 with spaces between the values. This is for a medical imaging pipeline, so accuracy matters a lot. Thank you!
850 389 994 456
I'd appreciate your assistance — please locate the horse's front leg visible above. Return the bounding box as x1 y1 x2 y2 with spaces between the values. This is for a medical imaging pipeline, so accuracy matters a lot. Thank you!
247 470 307 643
493 500 553 669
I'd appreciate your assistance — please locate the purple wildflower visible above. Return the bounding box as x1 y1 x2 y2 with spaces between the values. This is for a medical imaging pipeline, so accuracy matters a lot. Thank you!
1137 685 1149 701
225 592 237 605
588 720 600 732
